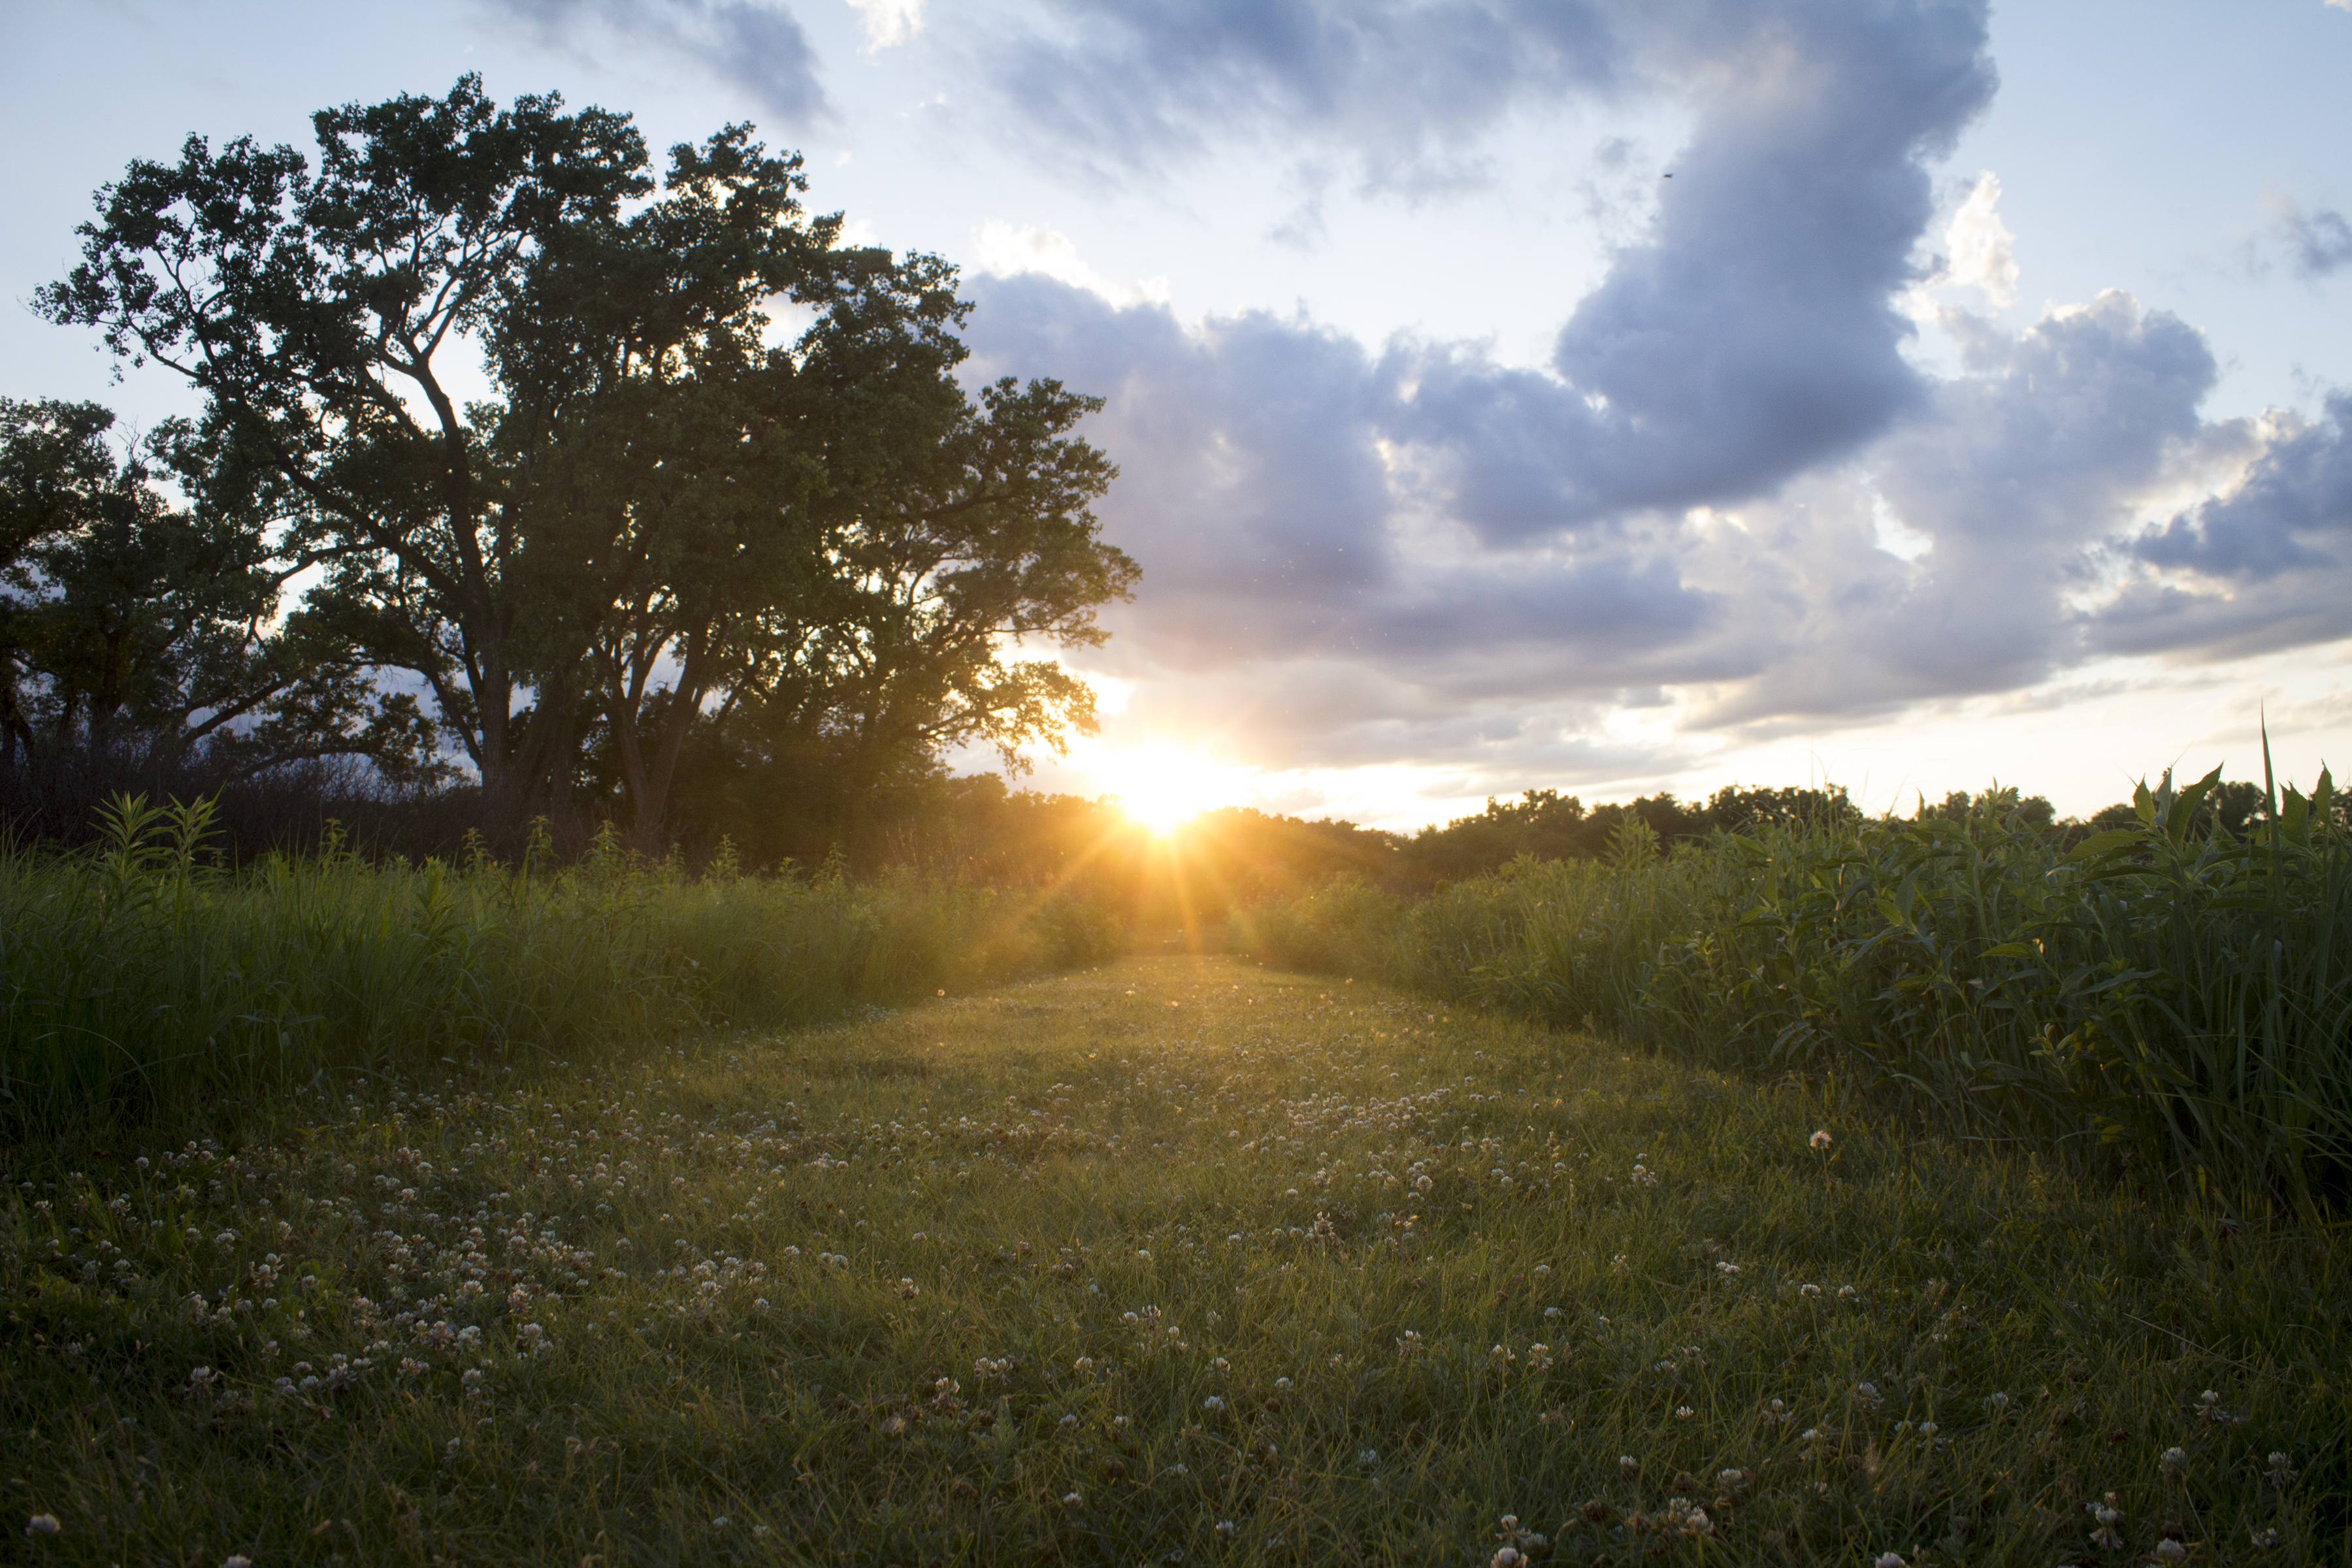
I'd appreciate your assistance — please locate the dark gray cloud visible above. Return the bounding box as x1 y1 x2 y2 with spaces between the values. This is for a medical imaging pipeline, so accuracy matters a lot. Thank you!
1708 294 2234 723
2133 393 2351 581
2274 199 2352 280
985 0 1622 188
480 0 834 129
1038 0 2005 539
2091 393 2352 659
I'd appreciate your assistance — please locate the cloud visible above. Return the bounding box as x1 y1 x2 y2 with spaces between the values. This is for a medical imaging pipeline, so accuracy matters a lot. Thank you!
846 0 924 48
1375 3 1996 540
2270 197 2352 279
946 1 2343 794
1942 172 2019 308
969 222 1169 307
980 0 1622 188
2093 393 2352 658
481 0 834 128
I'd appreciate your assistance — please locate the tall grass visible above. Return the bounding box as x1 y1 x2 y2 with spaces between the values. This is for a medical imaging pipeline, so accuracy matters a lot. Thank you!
1240 766 2352 1207
0 794 1122 1137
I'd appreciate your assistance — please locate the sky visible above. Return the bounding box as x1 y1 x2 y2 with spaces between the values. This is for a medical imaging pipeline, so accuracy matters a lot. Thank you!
5 0 2351 830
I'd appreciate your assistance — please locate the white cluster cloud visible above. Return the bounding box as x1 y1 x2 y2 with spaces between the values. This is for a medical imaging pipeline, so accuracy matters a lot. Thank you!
1943 172 2019 309
970 222 1169 308
846 0 925 49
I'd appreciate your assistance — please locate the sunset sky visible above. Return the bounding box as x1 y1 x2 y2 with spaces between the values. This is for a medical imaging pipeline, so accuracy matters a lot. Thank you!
7 0 2350 828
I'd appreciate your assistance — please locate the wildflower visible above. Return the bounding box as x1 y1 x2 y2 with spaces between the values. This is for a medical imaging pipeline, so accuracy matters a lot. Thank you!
1854 1381 1882 1409
1492 1551 1523 1567
227 1558 253 1567
711 1517 730 1530
1358 1448 1379 1465
1837 1284 1858 1299
1062 1492 1083 1509
1982 1391 2009 1414
1799 1283 1821 1298
26 1514 61 1537
1715 1261 1740 1276
2153 1542 2187 1563
2088 1494 2125 1551
1202 1396 1226 1412
1873 1555 1904 1568
2267 1450 2298 1487
1215 1521 1237 1538
2160 1445 2188 1477
1610 1254 1630 1275
2250 1526 2282 1548
1526 1343 1553 1371
1619 1455 1639 1477
1674 1406 1695 1420
1763 1398 1791 1425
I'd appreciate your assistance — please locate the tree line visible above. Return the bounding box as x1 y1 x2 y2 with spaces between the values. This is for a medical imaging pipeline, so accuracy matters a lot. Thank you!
5 77 1133 857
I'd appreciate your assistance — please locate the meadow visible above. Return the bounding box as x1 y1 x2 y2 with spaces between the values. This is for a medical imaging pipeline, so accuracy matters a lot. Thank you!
5 957 2346 1565
1239 767 2352 1214
0 794 1120 1139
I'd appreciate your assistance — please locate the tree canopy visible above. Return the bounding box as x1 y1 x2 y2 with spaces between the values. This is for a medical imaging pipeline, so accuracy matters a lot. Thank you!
35 76 1132 847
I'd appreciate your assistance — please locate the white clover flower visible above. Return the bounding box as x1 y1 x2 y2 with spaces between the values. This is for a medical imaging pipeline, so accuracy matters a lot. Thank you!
2160 1445 2188 1477
2153 1542 2187 1563
2267 1450 2298 1487
2089 1494 2125 1551
26 1514 62 1537
1872 1554 1903 1568
1202 1395 1226 1411
1810 1130 1833 1150
1674 1406 1695 1420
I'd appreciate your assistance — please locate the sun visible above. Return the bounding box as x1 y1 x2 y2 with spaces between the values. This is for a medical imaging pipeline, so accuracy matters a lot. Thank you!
1103 742 1234 834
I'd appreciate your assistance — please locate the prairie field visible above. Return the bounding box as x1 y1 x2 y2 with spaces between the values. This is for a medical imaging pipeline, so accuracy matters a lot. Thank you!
5 956 2346 1566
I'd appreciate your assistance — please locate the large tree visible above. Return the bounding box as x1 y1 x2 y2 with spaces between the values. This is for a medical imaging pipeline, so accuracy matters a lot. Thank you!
41 77 1133 842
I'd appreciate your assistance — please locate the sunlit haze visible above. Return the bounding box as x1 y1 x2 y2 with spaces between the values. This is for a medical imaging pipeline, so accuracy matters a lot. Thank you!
7 1 2351 832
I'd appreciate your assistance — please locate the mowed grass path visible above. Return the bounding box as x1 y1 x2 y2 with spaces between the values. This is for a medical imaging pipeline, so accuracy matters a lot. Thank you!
5 956 2347 1566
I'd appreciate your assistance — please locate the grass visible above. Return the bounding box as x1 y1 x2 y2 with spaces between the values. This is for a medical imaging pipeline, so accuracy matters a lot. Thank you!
0 794 1121 1137
1236 767 2352 1211
5 956 2346 1565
